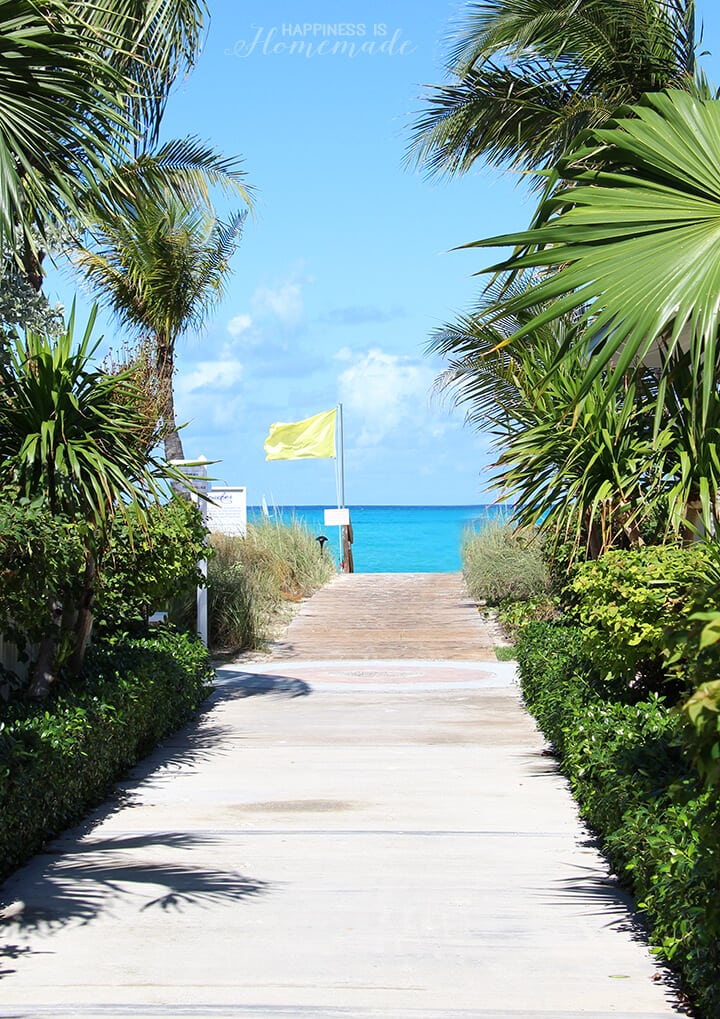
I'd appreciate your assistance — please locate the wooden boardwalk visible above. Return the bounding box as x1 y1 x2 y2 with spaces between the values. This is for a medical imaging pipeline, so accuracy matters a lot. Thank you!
269 571 499 660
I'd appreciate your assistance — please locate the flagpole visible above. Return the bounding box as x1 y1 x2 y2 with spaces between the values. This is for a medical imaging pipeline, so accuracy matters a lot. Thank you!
338 402 345 508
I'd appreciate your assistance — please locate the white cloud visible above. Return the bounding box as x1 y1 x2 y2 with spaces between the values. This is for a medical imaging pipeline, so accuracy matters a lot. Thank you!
178 360 244 395
224 272 309 346
227 313 252 337
252 278 304 325
337 348 435 447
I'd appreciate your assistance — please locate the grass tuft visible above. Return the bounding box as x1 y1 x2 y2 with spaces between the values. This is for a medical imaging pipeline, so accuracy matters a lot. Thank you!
208 518 336 651
462 521 550 604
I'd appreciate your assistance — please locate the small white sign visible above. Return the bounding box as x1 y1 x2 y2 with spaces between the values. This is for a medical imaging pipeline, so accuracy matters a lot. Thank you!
208 486 247 536
324 507 350 527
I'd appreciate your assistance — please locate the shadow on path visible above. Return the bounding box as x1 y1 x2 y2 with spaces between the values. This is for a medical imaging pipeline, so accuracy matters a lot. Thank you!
0 944 46 979
1 831 268 938
213 671 312 700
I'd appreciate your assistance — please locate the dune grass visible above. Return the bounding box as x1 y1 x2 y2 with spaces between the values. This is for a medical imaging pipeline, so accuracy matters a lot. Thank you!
462 520 550 605
208 518 336 652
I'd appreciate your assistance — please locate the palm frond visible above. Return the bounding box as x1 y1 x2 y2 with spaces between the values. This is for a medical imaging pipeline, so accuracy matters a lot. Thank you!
468 90 720 424
408 0 699 182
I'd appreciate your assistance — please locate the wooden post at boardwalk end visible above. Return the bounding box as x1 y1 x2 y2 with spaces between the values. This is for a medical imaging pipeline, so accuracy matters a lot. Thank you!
341 520 354 573
324 506 353 573
337 403 353 572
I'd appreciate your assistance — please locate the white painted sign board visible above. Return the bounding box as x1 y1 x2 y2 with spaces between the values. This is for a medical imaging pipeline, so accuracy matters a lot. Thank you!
208 486 247 537
324 507 350 527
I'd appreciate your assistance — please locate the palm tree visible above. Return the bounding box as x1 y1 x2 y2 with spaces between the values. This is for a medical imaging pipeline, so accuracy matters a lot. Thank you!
73 190 246 461
407 0 701 184
459 90 720 538
429 278 664 555
0 0 209 260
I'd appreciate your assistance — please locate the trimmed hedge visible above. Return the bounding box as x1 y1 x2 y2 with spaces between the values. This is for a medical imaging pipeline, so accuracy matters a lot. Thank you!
515 621 720 1017
0 629 213 882
566 544 713 695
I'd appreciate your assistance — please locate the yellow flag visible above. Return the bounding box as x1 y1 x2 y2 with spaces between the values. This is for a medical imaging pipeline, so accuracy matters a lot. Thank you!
264 408 337 461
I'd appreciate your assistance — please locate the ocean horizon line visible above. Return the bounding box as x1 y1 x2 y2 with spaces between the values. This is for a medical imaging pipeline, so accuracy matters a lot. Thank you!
248 502 513 510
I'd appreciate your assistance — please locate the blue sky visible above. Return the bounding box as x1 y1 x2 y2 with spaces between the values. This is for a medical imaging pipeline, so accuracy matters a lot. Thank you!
45 1 720 507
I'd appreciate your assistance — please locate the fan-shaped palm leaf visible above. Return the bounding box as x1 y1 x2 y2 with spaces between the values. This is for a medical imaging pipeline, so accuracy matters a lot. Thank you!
469 90 720 423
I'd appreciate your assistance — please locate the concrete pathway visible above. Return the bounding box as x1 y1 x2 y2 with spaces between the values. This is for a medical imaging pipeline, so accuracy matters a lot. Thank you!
0 574 684 1018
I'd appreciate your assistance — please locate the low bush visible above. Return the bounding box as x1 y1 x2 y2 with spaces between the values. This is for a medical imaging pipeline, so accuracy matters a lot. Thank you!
208 518 336 651
516 620 720 1016
0 500 85 667
462 521 550 604
566 544 714 696
496 594 560 637
0 629 212 882
95 497 208 634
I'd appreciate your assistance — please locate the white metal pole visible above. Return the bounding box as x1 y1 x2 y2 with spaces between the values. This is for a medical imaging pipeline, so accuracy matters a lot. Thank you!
197 557 208 648
338 402 345 508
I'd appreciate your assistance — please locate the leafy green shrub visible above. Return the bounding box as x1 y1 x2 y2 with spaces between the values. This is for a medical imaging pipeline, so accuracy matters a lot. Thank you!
568 544 714 695
462 522 550 604
95 497 208 634
515 620 596 758
208 518 336 651
516 620 720 1016
497 594 560 637
0 500 85 664
0 629 212 881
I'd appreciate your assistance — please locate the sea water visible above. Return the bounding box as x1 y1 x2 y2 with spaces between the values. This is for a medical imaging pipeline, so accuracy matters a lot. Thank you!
246 505 513 573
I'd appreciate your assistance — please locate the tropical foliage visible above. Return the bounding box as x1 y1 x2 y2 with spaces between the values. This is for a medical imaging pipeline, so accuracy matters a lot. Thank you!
408 0 701 184
74 191 246 460
470 91 720 418
0 310 184 691
0 0 210 257
438 5 720 1013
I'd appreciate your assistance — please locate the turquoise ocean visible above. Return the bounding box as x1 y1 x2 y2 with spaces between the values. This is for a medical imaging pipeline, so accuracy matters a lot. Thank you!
247 505 512 573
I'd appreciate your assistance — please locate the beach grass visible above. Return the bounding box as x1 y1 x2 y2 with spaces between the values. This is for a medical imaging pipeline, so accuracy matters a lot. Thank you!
208 518 336 652
461 520 550 604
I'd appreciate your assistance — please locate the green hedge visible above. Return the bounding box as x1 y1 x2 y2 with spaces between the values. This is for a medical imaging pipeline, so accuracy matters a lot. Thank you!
567 544 712 695
516 621 720 1017
0 629 213 882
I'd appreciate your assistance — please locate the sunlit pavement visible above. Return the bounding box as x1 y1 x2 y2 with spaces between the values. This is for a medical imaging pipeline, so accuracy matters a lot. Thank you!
0 579 684 1018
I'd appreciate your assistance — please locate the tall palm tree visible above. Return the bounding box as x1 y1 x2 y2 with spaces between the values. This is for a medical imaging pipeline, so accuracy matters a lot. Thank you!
407 0 701 185
74 190 245 461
